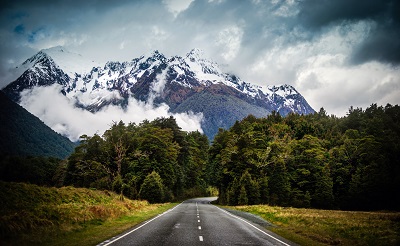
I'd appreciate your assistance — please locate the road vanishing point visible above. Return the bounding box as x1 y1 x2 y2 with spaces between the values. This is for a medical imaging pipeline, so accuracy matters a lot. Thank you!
97 197 295 246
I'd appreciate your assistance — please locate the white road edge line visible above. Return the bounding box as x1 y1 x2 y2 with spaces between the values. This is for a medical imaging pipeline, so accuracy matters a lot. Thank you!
214 206 291 246
99 203 182 246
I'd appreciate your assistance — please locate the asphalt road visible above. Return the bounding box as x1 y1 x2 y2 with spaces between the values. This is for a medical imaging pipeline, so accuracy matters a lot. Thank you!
97 197 295 246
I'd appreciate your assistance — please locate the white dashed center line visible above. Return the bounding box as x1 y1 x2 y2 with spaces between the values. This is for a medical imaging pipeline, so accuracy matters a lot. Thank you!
196 202 203 242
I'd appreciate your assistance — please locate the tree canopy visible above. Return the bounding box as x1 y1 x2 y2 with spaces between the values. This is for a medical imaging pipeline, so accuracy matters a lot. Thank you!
42 103 400 210
210 104 400 210
63 117 210 202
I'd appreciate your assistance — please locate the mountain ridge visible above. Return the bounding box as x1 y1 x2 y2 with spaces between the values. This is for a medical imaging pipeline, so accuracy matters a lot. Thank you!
2 46 315 140
0 91 75 158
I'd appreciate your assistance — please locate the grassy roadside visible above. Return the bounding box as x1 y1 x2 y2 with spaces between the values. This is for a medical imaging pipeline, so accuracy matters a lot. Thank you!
39 202 177 246
228 205 400 246
0 181 177 246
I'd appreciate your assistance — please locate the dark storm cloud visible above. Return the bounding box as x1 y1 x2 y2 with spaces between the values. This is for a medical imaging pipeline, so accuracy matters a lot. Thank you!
0 0 399 117
13 24 24 34
297 0 400 65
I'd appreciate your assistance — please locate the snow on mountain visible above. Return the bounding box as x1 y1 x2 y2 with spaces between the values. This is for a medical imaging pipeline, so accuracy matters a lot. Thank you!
42 46 101 76
2 46 315 139
184 48 224 82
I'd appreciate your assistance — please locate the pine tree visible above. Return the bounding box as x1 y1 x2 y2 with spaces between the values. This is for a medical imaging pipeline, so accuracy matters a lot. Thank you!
258 176 269 204
269 159 291 206
313 166 334 208
238 186 248 205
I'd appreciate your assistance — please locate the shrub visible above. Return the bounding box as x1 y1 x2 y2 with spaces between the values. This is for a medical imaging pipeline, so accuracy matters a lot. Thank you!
139 171 165 203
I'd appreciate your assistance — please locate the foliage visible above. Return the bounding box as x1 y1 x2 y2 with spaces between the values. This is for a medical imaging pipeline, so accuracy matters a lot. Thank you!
47 103 400 210
64 116 210 203
139 171 165 203
0 156 61 186
211 104 400 210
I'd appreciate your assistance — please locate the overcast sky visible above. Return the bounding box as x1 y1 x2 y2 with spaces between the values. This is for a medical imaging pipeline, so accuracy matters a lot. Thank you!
1 0 399 116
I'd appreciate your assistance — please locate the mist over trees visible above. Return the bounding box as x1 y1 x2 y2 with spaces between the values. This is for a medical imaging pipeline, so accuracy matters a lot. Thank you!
3 104 398 211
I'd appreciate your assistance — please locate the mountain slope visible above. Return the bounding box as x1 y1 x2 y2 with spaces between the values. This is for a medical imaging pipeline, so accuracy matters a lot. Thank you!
171 84 269 138
2 47 315 140
0 91 75 158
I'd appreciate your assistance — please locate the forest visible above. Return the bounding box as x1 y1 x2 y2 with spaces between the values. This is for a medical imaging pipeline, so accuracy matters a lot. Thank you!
209 104 400 210
2 103 399 211
60 116 212 203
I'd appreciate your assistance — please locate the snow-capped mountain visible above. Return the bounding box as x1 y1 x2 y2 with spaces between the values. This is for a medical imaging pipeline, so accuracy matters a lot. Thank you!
2 46 315 139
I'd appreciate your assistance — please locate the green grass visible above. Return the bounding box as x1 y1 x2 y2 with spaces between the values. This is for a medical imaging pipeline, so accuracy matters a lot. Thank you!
228 205 400 246
0 181 177 246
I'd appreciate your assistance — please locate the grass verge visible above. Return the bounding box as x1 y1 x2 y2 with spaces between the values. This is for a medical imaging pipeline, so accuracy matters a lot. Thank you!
0 181 177 246
228 205 400 246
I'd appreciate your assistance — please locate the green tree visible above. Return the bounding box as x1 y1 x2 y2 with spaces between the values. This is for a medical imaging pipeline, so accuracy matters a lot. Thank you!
268 158 291 206
238 186 248 205
258 176 269 204
239 170 260 205
313 165 334 208
139 171 165 203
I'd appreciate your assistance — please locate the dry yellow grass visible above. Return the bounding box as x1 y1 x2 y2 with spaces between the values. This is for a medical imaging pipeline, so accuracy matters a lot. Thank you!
0 181 176 245
231 205 400 246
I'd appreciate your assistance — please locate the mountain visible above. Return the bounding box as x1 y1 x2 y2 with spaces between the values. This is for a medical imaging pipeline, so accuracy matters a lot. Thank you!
0 91 75 158
2 46 315 140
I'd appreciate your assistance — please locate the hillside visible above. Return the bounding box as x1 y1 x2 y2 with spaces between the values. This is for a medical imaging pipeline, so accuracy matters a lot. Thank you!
0 181 174 245
0 91 75 158
2 46 314 140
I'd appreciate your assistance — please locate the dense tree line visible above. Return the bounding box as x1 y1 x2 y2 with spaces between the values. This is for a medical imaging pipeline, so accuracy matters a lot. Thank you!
60 116 210 202
0 156 61 186
208 104 400 210
9 103 398 210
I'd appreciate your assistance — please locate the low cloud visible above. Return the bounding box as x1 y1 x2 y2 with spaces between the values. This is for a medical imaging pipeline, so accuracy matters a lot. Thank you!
1 0 399 121
19 84 203 141
297 61 400 116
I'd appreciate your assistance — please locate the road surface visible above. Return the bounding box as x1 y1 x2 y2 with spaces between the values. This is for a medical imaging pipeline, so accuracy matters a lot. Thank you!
98 197 295 246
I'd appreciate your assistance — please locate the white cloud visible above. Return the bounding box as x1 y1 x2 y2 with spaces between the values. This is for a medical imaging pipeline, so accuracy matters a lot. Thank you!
1 1 399 120
240 19 400 116
297 61 400 116
215 25 243 61
272 0 299 17
163 0 194 18
19 85 203 141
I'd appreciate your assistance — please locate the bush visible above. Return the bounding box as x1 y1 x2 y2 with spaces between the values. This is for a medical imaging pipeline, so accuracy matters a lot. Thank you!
139 171 165 203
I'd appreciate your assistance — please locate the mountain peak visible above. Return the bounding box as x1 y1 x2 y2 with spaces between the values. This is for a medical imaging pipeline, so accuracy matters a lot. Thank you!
42 45 67 54
186 48 205 61
3 48 315 140
268 84 299 96
34 46 99 75
151 49 162 56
